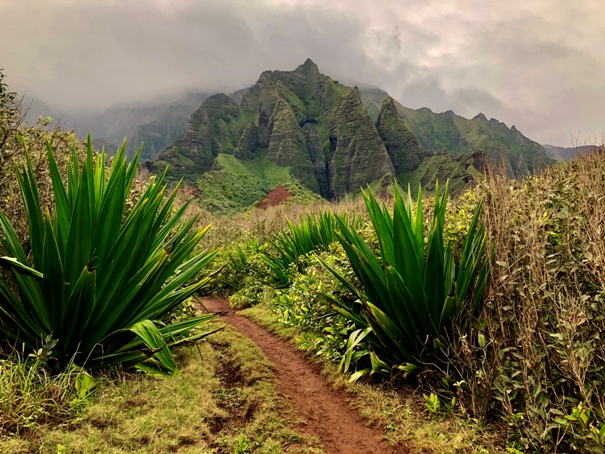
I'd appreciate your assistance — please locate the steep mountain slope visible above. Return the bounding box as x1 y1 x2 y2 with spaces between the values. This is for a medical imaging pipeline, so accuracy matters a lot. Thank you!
356 90 550 178
62 91 211 160
395 105 550 178
149 59 402 203
543 144 599 161
148 59 549 214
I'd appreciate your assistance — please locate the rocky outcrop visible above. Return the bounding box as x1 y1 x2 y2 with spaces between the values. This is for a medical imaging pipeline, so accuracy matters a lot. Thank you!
376 97 426 175
328 88 394 198
302 123 329 198
267 98 319 193
233 123 259 160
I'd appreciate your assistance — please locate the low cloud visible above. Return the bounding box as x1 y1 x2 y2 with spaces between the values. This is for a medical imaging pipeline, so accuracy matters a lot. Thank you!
0 0 603 145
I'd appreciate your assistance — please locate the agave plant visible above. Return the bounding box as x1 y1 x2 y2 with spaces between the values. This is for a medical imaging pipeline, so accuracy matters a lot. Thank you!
263 211 356 287
322 182 489 373
0 137 218 374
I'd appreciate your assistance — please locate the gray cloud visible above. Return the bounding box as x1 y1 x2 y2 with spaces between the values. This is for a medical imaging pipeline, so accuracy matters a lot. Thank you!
0 0 603 145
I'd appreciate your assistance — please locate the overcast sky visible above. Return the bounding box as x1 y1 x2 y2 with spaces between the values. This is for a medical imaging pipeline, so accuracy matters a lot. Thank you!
1 0 603 146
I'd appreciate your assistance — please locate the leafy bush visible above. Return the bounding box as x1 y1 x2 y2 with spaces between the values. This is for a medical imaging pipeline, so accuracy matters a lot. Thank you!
0 138 217 374
322 182 489 374
456 153 605 452
223 241 276 308
272 247 358 362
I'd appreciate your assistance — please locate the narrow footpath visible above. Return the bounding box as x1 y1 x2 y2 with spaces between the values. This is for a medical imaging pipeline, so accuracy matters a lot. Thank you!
201 297 406 454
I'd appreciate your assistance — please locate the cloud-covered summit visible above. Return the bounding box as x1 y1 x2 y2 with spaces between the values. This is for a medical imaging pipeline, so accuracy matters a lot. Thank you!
0 0 603 146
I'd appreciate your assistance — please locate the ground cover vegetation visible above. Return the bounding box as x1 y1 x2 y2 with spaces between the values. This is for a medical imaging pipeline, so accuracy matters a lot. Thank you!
2 68 605 453
0 72 223 443
219 147 605 452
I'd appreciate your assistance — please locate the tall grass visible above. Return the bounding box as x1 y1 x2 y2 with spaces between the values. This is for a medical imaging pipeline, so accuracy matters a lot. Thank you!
448 149 605 452
0 353 85 435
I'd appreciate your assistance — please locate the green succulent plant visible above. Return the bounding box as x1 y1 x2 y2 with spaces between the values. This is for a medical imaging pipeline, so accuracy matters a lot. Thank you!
0 137 218 374
322 182 489 373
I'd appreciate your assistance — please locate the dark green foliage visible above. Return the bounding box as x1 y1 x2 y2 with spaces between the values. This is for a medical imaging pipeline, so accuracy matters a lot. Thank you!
274 249 359 362
263 211 354 287
328 88 394 198
0 138 218 373
322 182 489 372
376 96 427 175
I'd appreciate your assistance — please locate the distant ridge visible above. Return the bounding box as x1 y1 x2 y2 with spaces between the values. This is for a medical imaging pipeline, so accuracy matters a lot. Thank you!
144 59 551 213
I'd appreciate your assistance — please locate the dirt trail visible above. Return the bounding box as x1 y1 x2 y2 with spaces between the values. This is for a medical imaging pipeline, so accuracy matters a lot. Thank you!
201 297 405 454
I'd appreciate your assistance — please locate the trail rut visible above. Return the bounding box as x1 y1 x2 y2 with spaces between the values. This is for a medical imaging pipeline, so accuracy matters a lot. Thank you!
201 297 406 454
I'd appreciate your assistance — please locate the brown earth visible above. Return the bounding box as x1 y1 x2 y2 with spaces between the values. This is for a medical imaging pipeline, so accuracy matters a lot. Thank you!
256 185 294 210
200 297 407 454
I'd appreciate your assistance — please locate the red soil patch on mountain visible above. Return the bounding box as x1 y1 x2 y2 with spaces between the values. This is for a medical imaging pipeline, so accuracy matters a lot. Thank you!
256 185 293 210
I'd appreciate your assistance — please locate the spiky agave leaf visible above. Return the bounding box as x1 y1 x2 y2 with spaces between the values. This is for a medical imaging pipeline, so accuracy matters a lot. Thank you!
0 136 217 374
324 181 489 372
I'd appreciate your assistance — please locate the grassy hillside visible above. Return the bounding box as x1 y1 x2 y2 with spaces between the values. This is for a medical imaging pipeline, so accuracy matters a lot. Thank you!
196 153 320 215
148 59 549 214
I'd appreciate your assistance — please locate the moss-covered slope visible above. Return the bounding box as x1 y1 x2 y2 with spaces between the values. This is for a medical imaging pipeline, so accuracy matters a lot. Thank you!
146 94 257 181
328 88 395 198
376 96 427 175
149 59 548 213
394 103 551 178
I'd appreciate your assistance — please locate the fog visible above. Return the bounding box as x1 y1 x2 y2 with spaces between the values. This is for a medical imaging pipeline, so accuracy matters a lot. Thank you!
1 0 604 145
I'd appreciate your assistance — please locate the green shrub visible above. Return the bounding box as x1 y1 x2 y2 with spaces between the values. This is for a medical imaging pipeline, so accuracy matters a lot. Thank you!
272 247 358 362
322 182 489 374
0 137 217 374
460 154 605 452
263 211 357 287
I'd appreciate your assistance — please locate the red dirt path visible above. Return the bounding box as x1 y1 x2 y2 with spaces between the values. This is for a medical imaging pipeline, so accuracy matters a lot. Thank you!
201 297 406 454
256 185 294 210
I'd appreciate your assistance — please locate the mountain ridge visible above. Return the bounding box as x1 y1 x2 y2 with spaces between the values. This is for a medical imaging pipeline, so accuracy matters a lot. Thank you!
145 59 550 213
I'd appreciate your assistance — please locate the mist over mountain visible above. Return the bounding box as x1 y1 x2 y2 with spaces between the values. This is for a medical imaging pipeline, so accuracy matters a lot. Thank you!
542 144 600 162
16 59 552 214
141 59 549 213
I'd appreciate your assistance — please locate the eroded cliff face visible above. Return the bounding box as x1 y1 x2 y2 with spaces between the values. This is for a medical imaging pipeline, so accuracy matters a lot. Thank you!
376 96 426 175
327 88 394 198
149 59 544 210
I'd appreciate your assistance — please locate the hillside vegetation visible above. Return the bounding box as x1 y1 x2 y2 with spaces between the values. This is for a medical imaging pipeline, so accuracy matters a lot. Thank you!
146 60 549 214
215 147 605 453
2 68 603 453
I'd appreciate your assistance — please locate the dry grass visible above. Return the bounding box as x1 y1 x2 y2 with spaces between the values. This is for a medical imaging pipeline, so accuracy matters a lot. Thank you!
0 323 324 453
445 148 605 452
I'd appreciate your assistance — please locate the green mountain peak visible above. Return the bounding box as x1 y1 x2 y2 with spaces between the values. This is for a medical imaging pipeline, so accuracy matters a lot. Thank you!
147 60 550 214
297 58 320 75
376 96 426 175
